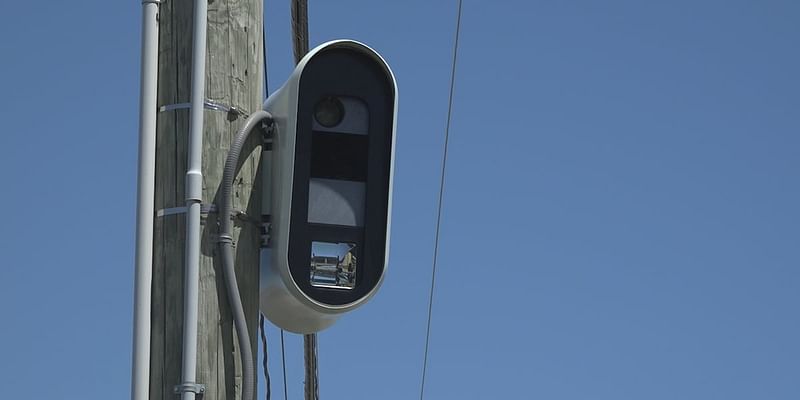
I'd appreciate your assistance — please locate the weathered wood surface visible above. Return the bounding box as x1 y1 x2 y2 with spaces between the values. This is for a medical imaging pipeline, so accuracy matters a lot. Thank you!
151 0 264 399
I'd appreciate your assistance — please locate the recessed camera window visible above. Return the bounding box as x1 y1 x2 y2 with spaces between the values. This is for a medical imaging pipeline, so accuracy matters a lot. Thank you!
309 95 370 226
310 95 370 182
311 96 368 135
314 96 345 128
310 241 357 290
308 178 365 226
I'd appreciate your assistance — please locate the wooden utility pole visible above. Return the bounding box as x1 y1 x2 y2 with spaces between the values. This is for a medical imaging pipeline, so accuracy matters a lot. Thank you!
149 1 264 399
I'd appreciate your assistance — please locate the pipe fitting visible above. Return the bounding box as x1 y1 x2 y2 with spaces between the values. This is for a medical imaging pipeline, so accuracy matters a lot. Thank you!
185 170 203 202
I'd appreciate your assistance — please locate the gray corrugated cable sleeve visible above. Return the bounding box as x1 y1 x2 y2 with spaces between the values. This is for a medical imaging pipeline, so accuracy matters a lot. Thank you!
218 110 272 400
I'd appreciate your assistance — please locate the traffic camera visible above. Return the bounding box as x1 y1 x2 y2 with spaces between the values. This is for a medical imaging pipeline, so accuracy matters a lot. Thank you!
260 40 397 333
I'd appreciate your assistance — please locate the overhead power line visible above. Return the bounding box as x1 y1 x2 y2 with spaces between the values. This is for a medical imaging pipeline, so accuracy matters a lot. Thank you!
420 0 464 399
259 314 271 400
281 330 289 400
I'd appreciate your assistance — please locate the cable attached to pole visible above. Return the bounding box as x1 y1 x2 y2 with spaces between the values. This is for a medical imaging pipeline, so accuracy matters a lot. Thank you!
179 0 210 398
131 2 160 400
217 110 274 400
260 16 275 400
420 1 463 399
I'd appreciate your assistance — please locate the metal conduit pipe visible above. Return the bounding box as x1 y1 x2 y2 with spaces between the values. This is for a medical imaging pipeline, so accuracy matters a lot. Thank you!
131 1 160 399
180 0 208 399
218 110 273 400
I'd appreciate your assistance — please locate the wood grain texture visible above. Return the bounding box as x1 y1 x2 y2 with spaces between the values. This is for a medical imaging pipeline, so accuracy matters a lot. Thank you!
150 0 264 399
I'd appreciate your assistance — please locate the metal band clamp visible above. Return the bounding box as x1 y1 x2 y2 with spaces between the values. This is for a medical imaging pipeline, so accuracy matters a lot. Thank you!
173 383 205 395
156 204 259 225
159 99 248 119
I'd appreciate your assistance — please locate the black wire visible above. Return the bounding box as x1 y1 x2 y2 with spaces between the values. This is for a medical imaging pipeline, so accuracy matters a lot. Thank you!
420 0 463 399
261 16 272 400
268 29 269 100
281 329 288 400
264 9 289 400
260 314 271 400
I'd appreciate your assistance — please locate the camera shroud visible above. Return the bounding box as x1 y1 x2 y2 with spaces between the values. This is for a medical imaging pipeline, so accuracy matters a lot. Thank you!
260 40 397 334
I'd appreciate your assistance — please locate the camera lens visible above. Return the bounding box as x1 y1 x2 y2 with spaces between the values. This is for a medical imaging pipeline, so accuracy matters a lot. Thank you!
314 96 345 128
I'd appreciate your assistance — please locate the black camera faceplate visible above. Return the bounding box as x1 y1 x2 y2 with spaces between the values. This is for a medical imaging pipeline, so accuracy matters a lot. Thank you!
288 47 395 306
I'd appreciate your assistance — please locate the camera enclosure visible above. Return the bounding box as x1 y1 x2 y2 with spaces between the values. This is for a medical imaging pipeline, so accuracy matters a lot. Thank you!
260 40 397 333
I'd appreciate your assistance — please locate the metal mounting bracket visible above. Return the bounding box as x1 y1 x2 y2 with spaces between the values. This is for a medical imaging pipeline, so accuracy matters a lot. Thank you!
174 383 205 395
260 220 272 248
261 118 275 140
156 204 259 227
159 99 249 120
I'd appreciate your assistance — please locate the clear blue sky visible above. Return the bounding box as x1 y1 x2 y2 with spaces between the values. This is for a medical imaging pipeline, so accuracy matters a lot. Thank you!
0 1 798 399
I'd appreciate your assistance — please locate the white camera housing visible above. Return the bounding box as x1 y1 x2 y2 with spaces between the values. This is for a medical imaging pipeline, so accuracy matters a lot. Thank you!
260 40 397 333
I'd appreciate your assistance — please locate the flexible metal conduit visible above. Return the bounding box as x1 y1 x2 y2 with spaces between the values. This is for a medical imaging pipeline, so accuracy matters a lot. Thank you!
131 1 159 399
218 110 273 400
180 0 208 399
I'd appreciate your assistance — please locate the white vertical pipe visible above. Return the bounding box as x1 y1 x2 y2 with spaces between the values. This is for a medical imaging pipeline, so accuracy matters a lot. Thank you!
132 1 159 400
181 0 208 398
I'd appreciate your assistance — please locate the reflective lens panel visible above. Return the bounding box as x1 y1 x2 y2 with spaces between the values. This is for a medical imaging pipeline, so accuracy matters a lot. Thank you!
310 241 357 290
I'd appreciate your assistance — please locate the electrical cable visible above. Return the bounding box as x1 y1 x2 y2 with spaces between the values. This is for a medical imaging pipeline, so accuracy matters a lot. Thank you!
281 330 288 400
263 18 270 97
419 1 463 399
259 16 278 400
217 110 274 400
261 14 288 400
260 19 273 400
260 314 271 400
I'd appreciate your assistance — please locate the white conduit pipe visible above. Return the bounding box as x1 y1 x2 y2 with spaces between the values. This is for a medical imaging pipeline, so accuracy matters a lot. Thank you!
131 1 159 400
180 0 208 399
